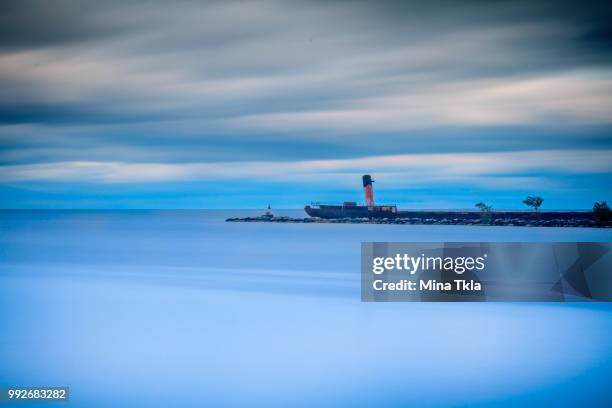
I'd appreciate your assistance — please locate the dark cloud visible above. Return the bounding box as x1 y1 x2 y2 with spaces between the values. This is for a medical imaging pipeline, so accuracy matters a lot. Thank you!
0 0 140 50
0 0 611 173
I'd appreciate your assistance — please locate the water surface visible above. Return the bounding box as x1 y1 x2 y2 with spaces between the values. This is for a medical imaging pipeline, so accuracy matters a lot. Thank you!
1 210 611 407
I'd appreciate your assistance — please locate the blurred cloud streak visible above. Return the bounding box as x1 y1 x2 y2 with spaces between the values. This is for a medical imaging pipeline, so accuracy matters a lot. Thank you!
1 150 609 187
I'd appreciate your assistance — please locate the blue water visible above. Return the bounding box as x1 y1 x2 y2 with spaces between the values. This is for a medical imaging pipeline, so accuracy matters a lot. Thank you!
1 210 611 407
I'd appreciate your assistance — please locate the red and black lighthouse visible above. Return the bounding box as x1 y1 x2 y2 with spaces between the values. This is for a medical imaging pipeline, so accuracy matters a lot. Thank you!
362 174 375 207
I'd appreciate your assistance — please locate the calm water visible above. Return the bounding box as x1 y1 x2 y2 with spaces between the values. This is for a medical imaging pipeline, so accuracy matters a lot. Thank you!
1 210 611 407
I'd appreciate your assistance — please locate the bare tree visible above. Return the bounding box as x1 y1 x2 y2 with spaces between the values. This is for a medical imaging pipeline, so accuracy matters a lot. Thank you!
522 196 544 213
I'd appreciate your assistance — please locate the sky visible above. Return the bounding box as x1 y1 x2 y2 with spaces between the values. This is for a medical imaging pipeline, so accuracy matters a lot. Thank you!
0 0 611 209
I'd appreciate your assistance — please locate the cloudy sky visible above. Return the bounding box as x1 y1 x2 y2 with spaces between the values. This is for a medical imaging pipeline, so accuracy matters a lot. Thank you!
1 0 611 209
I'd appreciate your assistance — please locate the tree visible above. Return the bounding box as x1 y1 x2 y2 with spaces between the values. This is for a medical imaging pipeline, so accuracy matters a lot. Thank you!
475 202 493 222
475 202 492 212
593 201 611 222
522 196 544 213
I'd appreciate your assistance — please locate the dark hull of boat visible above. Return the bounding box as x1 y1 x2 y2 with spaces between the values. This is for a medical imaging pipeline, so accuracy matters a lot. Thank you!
304 205 395 219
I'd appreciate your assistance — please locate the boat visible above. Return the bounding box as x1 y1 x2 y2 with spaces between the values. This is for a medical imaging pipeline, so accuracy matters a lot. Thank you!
304 175 399 219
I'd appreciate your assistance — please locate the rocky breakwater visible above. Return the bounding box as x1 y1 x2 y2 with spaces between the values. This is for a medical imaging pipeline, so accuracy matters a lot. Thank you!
226 215 610 228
